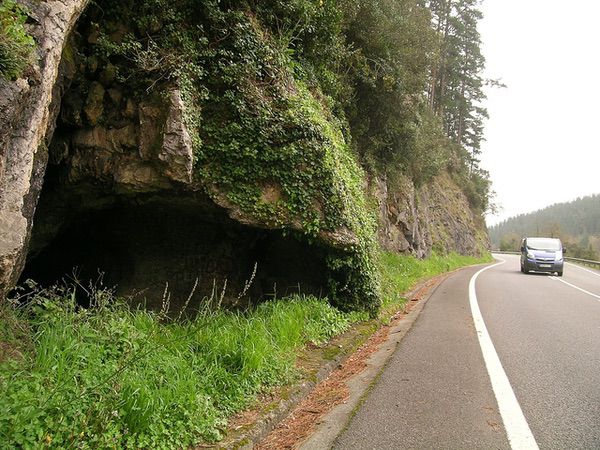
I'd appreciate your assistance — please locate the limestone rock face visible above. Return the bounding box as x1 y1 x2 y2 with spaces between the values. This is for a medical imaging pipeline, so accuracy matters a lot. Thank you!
0 0 194 297
61 89 193 191
375 172 490 257
0 0 91 297
159 91 194 184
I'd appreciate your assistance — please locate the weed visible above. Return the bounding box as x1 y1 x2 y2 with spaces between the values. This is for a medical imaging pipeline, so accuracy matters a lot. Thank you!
0 0 35 80
322 346 342 361
0 288 358 448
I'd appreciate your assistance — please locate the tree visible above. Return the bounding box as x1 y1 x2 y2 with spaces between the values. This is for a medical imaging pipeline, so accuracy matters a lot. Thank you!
499 232 521 252
427 0 488 167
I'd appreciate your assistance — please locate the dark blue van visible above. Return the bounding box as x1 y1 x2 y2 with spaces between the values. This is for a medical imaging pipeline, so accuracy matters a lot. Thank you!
520 237 564 276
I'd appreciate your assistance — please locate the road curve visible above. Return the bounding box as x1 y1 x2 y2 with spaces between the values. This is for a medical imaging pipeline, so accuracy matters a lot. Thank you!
478 255 600 449
332 255 600 449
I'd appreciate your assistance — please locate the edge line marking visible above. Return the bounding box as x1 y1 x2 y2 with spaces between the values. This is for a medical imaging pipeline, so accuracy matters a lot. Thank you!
549 276 600 301
469 258 539 450
565 262 600 278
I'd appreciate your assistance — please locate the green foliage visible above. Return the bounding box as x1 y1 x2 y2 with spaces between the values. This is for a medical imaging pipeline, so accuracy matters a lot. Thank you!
453 165 493 213
426 0 495 207
562 239 599 261
0 288 359 448
406 109 450 186
499 232 521 252
428 0 488 159
379 250 493 308
189 5 380 312
90 0 206 91
0 0 35 80
341 0 439 179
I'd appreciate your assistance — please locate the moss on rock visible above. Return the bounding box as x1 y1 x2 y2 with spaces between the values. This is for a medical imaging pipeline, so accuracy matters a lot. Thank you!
191 10 380 312
79 0 381 312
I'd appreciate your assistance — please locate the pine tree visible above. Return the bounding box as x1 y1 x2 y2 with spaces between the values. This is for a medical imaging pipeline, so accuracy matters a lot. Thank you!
427 0 488 167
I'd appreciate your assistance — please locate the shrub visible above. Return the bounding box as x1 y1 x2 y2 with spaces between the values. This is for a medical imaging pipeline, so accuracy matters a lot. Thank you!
0 0 35 80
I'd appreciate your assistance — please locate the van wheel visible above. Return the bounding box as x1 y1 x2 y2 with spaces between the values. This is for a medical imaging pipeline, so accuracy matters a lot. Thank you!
557 271 563 277
522 266 529 274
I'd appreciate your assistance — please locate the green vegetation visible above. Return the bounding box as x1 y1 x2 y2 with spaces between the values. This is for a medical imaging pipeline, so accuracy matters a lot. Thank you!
79 0 493 311
490 194 600 259
0 251 489 448
0 288 363 449
379 251 493 308
0 0 35 80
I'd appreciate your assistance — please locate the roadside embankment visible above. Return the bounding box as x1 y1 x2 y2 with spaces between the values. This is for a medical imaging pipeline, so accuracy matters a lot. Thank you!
0 252 491 449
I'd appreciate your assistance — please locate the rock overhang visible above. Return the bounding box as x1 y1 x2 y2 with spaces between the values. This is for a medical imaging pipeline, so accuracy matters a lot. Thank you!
5 0 379 312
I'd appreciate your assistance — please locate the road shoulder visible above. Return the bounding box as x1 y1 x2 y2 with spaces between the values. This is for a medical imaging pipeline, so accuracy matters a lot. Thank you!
330 262 509 449
297 274 446 450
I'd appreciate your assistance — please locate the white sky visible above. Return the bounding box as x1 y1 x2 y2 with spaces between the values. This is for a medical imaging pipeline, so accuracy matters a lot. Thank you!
478 0 600 226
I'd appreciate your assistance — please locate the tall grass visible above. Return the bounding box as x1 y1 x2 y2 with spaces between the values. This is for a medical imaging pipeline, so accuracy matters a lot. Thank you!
0 288 359 449
0 251 489 448
379 251 493 308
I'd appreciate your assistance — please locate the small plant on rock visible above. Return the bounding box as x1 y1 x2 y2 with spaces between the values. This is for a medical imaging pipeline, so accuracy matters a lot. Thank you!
0 0 35 80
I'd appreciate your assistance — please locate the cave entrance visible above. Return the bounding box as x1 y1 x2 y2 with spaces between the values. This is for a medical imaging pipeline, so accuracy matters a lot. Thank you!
20 189 329 312
17 4 330 312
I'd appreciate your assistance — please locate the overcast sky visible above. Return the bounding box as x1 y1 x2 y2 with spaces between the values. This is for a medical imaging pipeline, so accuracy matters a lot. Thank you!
478 0 600 226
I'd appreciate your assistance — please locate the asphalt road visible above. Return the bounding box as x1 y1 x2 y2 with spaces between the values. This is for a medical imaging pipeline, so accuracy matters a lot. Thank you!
332 255 600 449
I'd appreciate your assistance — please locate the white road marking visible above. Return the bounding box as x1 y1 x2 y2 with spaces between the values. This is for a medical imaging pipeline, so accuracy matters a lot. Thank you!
469 259 539 450
549 276 600 302
566 262 600 278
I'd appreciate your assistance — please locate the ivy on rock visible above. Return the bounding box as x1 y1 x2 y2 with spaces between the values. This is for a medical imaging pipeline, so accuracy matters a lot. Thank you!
83 0 381 312
194 7 380 312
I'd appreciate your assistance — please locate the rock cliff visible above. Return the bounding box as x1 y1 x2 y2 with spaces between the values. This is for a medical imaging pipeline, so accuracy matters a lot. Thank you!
375 172 489 258
0 0 489 311
0 0 90 296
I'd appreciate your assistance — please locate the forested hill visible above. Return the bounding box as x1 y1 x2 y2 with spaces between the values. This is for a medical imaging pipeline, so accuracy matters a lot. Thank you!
489 194 600 258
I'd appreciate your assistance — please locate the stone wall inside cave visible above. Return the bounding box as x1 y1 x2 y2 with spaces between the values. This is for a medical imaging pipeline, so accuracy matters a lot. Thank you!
22 186 329 311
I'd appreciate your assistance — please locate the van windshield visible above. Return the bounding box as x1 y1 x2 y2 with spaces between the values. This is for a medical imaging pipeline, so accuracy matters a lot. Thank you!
526 238 561 251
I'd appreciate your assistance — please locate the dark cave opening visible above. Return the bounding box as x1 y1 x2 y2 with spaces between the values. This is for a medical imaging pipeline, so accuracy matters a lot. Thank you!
17 7 331 312
20 185 330 311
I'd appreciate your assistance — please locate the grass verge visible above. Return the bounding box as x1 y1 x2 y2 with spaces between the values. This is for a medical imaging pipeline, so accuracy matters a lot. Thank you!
379 251 493 313
0 251 490 448
0 288 363 449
